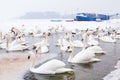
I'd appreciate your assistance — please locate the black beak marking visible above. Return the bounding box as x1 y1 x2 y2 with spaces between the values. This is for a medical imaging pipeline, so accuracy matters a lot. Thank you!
28 55 30 59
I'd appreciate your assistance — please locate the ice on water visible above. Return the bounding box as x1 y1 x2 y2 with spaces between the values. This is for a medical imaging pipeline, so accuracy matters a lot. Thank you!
103 60 120 80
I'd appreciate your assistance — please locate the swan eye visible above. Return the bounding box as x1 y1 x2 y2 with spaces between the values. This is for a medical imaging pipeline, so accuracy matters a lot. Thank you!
67 46 70 49
33 46 36 49
28 55 30 59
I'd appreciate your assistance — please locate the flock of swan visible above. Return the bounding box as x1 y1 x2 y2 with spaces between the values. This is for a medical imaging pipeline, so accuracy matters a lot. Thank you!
0 24 120 79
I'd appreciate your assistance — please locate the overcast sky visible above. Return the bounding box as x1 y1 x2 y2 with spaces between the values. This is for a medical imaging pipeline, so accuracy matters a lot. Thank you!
0 0 119 20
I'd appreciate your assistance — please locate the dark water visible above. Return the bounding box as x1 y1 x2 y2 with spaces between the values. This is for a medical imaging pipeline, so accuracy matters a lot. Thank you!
4 32 120 80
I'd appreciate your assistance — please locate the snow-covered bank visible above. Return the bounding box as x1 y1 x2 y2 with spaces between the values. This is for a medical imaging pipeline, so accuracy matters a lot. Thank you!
0 19 120 35
103 60 120 80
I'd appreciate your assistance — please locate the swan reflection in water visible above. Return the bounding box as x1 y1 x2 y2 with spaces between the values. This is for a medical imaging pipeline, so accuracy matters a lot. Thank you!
78 63 94 69
31 72 75 80
70 62 96 70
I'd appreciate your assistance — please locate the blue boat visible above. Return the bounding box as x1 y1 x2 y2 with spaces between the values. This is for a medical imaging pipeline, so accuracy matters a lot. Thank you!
75 13 109 21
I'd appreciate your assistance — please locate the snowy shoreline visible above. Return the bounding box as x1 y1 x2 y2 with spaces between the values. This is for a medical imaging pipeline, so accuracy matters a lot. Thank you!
0 19 120 35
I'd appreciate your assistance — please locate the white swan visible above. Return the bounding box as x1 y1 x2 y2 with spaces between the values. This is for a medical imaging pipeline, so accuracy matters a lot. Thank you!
12 36 28 45
33 39 49 47
115 34 120 39
87 34 99 46
0 32 3 44
33 39 49 53
86 45 106 54
35 32 50 46
68 34 101 63
58 37 72 52
60 45 72 52
34 44 49 53
68 47 101 63
28 51 73 74
56 38 69 46
55 26 65 33
7 44 29 51
72 40 83 48
99 36 116 43
0 34 29 51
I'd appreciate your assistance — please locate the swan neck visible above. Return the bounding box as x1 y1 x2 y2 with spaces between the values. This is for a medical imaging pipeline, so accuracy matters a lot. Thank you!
30 53 37 70
0 32 2 42
82 33 88 50
60 38 63 48
68 46 74 62
6 34 10 50
45 32 48 45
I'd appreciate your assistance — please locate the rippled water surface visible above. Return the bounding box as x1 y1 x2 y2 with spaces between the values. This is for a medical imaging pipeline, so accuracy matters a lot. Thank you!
30 34 120 80
0 32 120 80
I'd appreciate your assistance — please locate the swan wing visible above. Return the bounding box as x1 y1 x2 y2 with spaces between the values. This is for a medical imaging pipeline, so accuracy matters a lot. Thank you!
31 59 67 74
72 49 97 63
99 36 116 42
40 45 49 53
73 40 83 47
8 44 28 51
87 46 106 54
55 68 73 74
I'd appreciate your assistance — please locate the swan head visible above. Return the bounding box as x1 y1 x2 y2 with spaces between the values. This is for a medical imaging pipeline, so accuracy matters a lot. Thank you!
66 45 73 53
32 45 40 54
27 51 35 60
33 46 36 50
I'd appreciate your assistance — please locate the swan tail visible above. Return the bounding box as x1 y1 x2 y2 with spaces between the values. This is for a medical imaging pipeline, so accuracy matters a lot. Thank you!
56 68 73 74
95 51 106 54
90 58 101 62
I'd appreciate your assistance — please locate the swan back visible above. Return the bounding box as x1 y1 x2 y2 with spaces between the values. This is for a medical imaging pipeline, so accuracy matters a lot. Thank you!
72 49 95 63
37 59 65 71
86 46 106 54
30 59 69 74
99 36 116 42
87 35 99 46
69 47 100 63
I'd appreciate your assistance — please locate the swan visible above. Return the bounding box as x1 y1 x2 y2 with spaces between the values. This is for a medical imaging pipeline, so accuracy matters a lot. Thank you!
86 45 106 54
57 37 72 52
82 33 105 54
32 28 43 37
55 25 65 33
68 47 101 63
33 39 49 53
56 38 69 46
11 27 21 36
0 34 29 51
60 44 72 52
115 34 120 39
87 34 99 46
28 51 73 74
99 36 116 43
72 40 83 48
0 32 3 44
33 44 49 53
33 32 49 48
33 39 49 47
68 34 101 63
12 36 28 45
34 33 43 37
